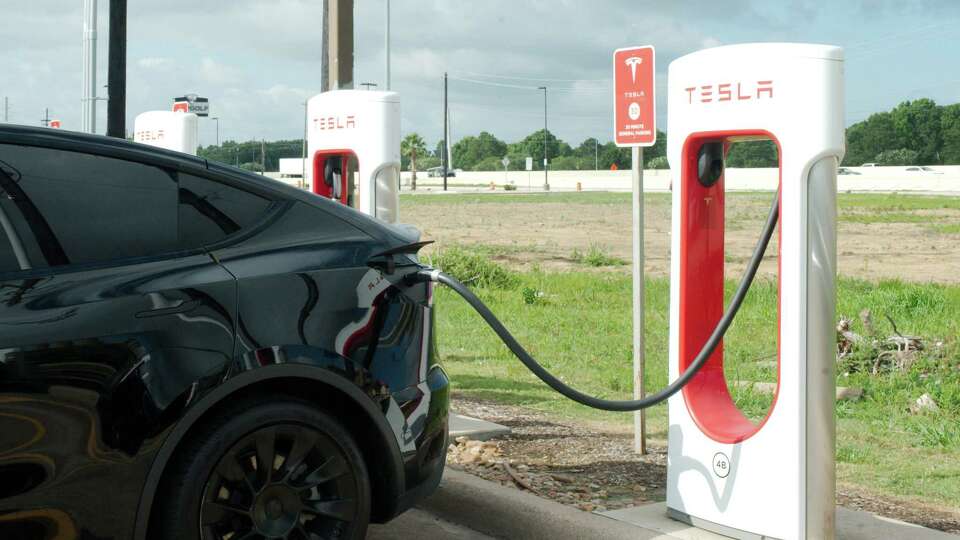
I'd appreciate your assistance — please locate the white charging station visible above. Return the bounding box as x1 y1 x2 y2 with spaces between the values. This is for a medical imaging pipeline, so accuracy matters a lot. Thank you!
133 110 199 155
665 43 844 539
306 90 401 223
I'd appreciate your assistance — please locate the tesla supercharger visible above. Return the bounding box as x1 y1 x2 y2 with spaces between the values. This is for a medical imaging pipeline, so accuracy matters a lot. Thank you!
665 43 844 539
133 111 199 155
307 90 401 223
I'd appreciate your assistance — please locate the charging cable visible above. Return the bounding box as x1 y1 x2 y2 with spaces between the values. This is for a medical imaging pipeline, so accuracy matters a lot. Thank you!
409 189 780 412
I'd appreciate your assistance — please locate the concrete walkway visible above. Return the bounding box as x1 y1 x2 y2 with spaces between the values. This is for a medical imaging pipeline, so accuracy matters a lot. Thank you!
414 469 959 540
602 502 959 540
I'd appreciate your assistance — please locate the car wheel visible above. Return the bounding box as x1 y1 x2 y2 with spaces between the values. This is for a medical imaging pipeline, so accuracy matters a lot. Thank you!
152 397 371 540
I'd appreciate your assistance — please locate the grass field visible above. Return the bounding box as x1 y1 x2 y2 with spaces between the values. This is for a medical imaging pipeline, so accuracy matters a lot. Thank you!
402 191 960 509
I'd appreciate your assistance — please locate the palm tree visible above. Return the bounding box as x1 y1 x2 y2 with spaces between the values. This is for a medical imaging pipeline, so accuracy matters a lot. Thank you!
401 133 427 190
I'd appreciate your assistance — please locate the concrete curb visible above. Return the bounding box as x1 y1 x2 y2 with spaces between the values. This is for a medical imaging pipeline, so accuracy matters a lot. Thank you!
419 469 662 540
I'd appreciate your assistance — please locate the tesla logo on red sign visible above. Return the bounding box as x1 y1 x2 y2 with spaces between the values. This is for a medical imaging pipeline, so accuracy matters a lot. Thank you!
613 46 656 147
685 80 773 104
173 102 189 113
313 115 357 131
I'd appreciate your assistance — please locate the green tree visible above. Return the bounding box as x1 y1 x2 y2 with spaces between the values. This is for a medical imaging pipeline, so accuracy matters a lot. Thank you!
401 133 427 189
843 112 896 166
940 103 960 164
890 98 942 164
452 131 507 170
875 148 919 166
726 140 778 168
518 129 568 170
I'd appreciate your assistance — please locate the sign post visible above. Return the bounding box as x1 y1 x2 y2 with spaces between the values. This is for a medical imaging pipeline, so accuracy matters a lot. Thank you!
614 45 656 455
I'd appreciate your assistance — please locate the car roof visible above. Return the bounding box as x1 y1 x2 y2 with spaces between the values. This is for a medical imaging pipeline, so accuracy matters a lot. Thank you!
0 123 415 248
0 124 208 170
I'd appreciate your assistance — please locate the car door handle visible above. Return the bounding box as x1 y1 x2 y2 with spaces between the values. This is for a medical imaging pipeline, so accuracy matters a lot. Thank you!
136 299 201 318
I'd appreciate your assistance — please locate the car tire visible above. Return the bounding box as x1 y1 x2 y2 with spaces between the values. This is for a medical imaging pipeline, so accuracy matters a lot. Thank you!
151 396 371 540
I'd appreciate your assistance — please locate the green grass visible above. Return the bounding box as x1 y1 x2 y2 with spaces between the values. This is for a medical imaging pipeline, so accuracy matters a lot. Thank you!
570 244 627 267
435 269 960 507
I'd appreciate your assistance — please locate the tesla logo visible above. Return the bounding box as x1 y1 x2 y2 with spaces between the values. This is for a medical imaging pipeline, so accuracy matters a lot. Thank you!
172 102 189 113
685 80 773 104
313 115 357 131
625 56 643 84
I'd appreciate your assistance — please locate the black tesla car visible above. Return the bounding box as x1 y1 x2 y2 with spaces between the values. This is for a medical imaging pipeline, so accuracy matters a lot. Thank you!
0 125 449 539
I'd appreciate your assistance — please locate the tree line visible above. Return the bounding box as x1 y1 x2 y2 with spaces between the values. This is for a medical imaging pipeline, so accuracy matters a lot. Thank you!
197 98 959 173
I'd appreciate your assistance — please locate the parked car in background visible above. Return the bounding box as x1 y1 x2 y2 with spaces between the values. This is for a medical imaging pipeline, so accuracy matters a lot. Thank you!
861 162 878 167
906 166 944 174
837 167 860 175
426 166 456 177
0 125 449 540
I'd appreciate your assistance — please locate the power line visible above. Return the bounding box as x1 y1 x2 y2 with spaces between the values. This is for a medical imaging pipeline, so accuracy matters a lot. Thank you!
449 69 610 84
448 76 610 93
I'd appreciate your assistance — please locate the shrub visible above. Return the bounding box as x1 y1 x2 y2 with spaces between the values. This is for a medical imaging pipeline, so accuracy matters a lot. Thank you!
646 155 670 169
425 246 518 289
570 244 627 267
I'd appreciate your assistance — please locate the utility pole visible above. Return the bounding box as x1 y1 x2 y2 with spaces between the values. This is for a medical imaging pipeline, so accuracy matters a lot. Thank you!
442 72 449 191
81 0 98 134
211 117 220 146
106 0 127 139
3 97 8 123
324 0 354 91
538 86 549 191
595 138 599 171
385 0 391 90
261 139 266 174
41 108 50 127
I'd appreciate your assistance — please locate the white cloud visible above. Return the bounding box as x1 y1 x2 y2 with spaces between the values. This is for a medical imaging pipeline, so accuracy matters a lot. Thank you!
136 57 172 69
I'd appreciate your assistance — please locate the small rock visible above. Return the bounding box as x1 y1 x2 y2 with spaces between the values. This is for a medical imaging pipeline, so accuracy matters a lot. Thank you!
910 393 940 414
552 473 575 484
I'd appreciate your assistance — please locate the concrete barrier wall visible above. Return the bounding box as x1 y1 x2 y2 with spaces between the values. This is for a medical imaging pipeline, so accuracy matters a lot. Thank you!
268 165 960 194
399 166 960 193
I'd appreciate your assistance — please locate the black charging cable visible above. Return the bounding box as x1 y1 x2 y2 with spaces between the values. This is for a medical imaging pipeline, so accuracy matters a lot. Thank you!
410 189 780 412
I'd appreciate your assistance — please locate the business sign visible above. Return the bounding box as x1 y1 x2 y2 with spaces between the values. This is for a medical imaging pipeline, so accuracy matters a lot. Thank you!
173 94 210 117
525 157 533 171
49 120 62 129
613 46 656 147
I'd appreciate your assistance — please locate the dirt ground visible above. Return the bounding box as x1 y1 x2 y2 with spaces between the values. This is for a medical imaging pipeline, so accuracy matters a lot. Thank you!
406 194 960 283
448 397 960 534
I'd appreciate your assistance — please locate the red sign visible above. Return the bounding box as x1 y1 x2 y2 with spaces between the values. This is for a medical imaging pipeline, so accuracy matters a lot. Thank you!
613 46 656 147
172 102 189 113
49 120 62 129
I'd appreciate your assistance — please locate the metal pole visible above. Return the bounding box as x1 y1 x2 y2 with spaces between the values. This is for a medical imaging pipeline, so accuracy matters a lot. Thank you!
539 86 549 191
106 0 126 139
595 138 599 171
3 97 8 123
385 0 391 90
42 108 50 127
212 117 220 146
443 72 448 191
632 145 646 455
302 101 308 190
81 0 98 134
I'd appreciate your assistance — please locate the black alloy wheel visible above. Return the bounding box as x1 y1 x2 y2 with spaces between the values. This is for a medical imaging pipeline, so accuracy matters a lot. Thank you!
151 398 370 540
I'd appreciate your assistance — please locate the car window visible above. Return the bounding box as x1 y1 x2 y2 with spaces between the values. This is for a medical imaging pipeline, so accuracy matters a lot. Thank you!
0 144 178 269
178 173 274 249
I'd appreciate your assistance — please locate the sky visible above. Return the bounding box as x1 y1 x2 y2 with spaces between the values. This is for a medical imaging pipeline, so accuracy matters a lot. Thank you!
2 1 959 149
